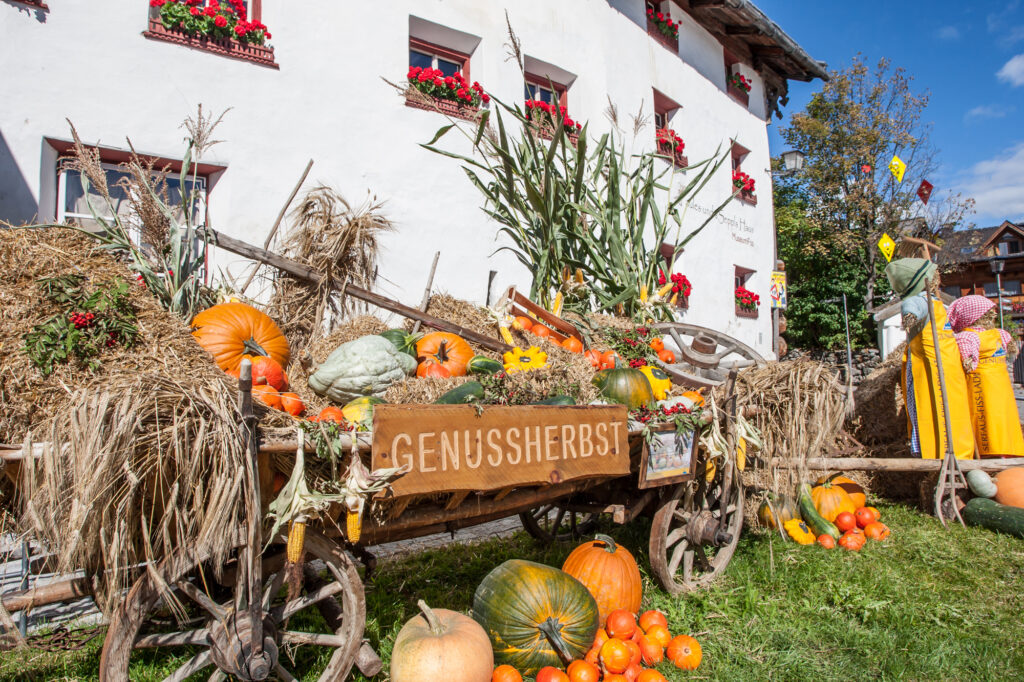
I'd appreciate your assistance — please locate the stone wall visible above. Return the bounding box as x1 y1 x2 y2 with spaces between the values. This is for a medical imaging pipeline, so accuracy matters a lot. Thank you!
782 347 883 385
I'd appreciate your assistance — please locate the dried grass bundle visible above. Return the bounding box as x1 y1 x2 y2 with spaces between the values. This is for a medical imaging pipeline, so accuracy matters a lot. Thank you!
19 373 248 615
267 188 394 356
409 293 500 338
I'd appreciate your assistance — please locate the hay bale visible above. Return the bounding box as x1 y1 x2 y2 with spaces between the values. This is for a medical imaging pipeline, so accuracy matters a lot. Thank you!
408 293 500 338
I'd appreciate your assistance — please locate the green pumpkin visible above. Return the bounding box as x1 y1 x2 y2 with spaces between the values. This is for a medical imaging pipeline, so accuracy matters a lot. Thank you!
757 493 799 530
466 355 505 375
592 367 656 410
378 329 422 358
473 560 598 676
341 396 384 429
308 335 417 403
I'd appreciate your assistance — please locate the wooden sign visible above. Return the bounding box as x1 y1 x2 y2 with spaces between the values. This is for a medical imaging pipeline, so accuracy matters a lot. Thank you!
372 405 630 498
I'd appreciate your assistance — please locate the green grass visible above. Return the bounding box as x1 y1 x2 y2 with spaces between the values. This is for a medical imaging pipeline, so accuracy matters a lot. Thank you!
3 503 1023 681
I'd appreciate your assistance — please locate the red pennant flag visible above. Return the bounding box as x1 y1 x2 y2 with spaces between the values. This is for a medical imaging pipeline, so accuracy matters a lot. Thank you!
861 164 872 174
917 179 934 204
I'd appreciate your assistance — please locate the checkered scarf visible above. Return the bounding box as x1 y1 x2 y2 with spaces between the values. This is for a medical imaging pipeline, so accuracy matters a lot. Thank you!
946 295 994 332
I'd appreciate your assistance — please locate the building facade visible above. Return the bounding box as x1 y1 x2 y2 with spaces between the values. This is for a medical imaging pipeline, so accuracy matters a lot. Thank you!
1 0 825 358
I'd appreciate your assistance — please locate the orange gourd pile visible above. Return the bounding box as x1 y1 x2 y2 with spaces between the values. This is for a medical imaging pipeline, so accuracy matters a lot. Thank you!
494 608 701 681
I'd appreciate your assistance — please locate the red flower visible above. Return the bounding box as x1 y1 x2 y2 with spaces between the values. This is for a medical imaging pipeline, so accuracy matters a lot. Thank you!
204 5 217 17
264 31 271 38
234 24 246 36
482 93 491 103
214 14 227 27
190 6 202 15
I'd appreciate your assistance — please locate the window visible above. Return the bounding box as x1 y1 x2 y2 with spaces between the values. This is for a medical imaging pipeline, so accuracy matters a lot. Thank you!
724 49 750 107
1004 280 1022 296
735 266 757 318
645 1 679 52
984 282 999 297
524 75 566 107
731 142 755 204
409 38 468 79
943 285 962 298
653 90 685 166
997 238 1022 256
735 265 755 290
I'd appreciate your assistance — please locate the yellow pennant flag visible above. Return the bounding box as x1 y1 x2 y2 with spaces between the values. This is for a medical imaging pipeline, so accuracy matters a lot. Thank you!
877 233 896 262
888 155 906 183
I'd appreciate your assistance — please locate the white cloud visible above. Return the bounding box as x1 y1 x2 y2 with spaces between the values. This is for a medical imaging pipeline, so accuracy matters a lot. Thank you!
936 25 960 40
964 104 1014 121
997 54 1024 86
955 142 1024 225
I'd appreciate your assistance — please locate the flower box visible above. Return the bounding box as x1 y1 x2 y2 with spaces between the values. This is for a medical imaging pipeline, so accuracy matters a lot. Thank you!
526 100 582 145
735 305 758 319
144 17 277 68
535 126 580 146
646 18 679 52
728 80 750 107
13 0 48 9
405 92 482 122
656 129 687 168
737 190 757 205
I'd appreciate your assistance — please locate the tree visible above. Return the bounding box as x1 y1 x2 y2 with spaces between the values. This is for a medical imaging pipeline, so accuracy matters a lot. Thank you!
777 56 974 349
780 56 972 310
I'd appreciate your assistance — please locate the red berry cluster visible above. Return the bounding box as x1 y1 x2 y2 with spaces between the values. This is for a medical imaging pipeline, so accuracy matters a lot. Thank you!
658 269 692 297
69 311 96 329
408 67 489 107
628 358 646 368
630 402 691 424
732 170 755 193
647 7 679 38
735 286 760 309
105 331 118 348
525 100 584 131
656 128 685 154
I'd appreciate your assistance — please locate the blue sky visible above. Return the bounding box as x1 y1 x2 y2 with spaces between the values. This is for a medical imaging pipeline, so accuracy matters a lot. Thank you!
759 0 1024 228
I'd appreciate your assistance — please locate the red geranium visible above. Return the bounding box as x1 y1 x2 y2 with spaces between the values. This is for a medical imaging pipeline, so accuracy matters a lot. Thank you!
656 128 685 155
729 72 752 93
407 67 487 108
732 170 755 193
647 7 679 39
658 269 692 298
735 286 760 310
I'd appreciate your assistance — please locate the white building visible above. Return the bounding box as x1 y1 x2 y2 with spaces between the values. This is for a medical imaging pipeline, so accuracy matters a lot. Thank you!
1 0 825 358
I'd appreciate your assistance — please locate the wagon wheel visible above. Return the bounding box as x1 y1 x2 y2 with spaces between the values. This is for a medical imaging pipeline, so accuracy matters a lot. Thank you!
99 528 365 682
653 322 764 389
649 453 743 594
520 503 598 543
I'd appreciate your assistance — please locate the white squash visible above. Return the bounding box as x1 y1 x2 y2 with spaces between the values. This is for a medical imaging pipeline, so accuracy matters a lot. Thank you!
308 335 416 403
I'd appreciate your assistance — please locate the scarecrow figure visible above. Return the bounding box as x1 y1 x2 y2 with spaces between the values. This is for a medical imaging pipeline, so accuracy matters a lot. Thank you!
946 295 1024 457
887 258 974 459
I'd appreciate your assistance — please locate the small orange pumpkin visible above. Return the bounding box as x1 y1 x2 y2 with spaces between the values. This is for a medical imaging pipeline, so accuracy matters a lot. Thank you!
244 354 288 391
817 534 836 549
834 511 857 533
513 316 534 331
636 671 668 682
666 635 702 670
644 624 671 648
604 609 638 641
417 359 452 379
566 660 600 682
599 638 632 674
279 392 305 416
317 406 345 425
623 639 641 667
624 663 643 681
531 324 552 339
681 390 704 407
562 336 584 353
251 384 281 410
854 507 875 529
638 610 668 632
864 521 890 540
492 665 523 682
562 535 642 625
811 479 857 523
638 634 663 665
599 350 620 370
649 337 665 352
584 349 603 369
416 332 473 377
584 647 600 666
838 531 865 551
657 348 676 364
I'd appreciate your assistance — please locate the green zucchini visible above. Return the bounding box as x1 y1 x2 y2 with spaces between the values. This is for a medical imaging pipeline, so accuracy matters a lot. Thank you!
963 497 1024 539
466 355 504 375
378 329 420 357
434 381 484 405
532 395 576 406
797 483 840 540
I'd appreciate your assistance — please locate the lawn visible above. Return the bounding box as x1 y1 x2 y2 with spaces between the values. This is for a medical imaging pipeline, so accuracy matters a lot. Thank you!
3 502 1023 681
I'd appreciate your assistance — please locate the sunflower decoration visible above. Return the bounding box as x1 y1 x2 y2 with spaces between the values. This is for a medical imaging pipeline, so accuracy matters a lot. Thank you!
502 346 548 374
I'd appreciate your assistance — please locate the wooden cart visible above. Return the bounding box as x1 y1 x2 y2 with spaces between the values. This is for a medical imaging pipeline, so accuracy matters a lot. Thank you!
1 361 745 681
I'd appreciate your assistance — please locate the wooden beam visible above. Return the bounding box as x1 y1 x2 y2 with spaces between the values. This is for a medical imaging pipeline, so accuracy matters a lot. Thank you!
207 228 510 353
725 25 758 35
770 457 1024 472
752 45 785 57
1 576 92 613
689 0 724 7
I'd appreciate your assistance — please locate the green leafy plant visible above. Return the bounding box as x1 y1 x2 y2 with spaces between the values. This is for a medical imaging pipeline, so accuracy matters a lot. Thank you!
23 275 139 376
598 325 660 367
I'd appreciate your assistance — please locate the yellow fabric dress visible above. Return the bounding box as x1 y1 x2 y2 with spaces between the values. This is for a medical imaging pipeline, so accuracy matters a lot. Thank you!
901 299 975 459
964 328 1024 457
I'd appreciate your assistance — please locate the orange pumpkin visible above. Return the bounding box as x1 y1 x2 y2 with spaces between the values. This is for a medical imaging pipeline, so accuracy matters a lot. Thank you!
562 336 584 353
817 534 836 549
624 663 643 681
623 639 641 667
636 671 668 682
391 600 493 682
562 535 642 624
864 521 890 540
649 337 665 352
513 316 534 331
251 384 281 410
994 467 1024 508
416 332 473 377
681 390 704 407
838 531 865 551
638 610 667 632
584 349 603 369
532 324 552 339
644 624 671 648
666 635 702 670
811 480 856 523
566 660 600 682
604 609 637 641
834 511 857 533
535 667 569 682
191 302 290 375
243 354 288 391
317 406 345 425
638 634 663 665
279 392 305 416
417 359 452 379
599 350 621 370
599 638 632 674
816 473 867 508
864 506 882 522
584 647 600 666
854 507 875 529
657 348 676 364
592 628 609 651
603 675 628 682
492 665 523 682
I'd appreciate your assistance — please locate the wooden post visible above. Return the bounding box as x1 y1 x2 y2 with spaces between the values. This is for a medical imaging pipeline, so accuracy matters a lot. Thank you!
411 251 440 335
236 359 266 672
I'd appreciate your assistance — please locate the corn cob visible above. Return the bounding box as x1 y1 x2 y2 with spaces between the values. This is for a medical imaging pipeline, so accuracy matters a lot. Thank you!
499 326 515 345
286 519 306 563
346 510 362 542
657 282 674 298
550 292 564 316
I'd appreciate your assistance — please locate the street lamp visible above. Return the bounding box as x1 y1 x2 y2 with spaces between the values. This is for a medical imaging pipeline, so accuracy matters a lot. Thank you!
780 149 805 173
990 257 1006 330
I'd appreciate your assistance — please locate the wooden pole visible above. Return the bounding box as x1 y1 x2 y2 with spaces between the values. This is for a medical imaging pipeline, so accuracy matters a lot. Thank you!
411 251 440 335
769 457 1021 472
238 158 314 295
207 228 510 352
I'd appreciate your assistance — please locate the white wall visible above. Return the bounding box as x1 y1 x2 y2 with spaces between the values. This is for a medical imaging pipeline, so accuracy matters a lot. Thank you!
1 0 782 357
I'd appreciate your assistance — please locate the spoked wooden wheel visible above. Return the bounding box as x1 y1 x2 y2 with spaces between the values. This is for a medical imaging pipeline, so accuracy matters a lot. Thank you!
653 322 764 389
99 529 366 681
520 503 598 543
649 454 743 594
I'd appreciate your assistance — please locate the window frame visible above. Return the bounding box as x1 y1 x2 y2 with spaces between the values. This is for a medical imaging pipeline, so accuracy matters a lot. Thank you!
735 265 758 318
653 89 686 167
409 37 471 80
724 49 750 107
524 72 567 108
731 141 756 204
